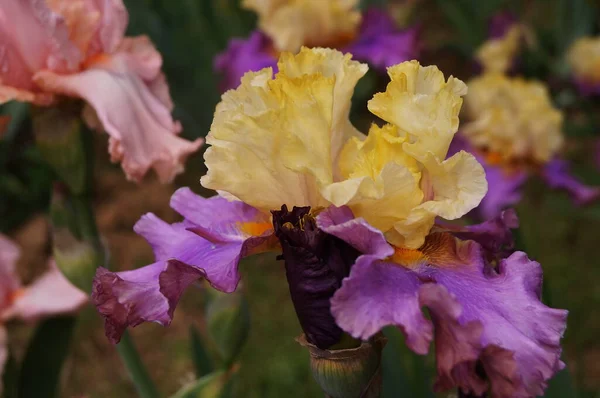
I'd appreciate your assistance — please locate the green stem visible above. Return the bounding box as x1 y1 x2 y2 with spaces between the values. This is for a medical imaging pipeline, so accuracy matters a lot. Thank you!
116 332 161 398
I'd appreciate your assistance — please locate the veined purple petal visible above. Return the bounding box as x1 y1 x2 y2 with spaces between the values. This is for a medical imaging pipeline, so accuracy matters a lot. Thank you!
542 159 600 205
345 8 420 71
213 31 277 92
325 213 567 397
439 209 519 257
93 261 205 344
93 189 274 343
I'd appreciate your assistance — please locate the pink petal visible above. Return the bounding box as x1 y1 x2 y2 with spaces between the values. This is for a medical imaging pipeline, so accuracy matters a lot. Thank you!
0 234 21 311
0 326 6 397
3 260 87 322
33 36 203 182
0 0 82 104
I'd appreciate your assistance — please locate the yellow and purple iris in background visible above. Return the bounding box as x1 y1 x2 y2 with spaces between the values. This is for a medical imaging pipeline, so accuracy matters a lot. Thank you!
0 235 87 395
214 0 420 91
0 0 203 182
567 36 600 96
458 23 600 219
93 48 567 397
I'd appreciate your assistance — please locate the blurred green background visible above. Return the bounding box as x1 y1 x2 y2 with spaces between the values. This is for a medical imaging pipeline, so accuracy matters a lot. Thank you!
1 0 600 397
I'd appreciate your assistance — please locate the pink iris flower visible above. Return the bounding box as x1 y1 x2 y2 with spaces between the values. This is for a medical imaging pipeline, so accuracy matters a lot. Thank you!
0 0 203 182
0 234 87 395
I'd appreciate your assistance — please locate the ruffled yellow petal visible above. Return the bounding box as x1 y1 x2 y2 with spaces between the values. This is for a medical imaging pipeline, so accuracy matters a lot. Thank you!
475 25 522 74
202 49 368 212
386 151 487 249
566 36 600 84
243 0 361 52
463 73 563 163
322 124 423 232
368 61 467 162
278 48 368 170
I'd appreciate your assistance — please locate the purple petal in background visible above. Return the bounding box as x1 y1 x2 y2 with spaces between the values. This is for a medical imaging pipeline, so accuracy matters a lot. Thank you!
345 8 420 71
542 159 600 205
214 31 277 92
488 11 517 39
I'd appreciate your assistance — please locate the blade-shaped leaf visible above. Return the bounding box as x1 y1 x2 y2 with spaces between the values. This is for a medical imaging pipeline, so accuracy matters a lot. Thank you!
17 316 76 398
190 326 214 378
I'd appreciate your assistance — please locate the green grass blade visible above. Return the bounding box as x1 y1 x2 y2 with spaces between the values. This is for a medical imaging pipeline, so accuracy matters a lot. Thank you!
116 331 160 398
190 326 214 378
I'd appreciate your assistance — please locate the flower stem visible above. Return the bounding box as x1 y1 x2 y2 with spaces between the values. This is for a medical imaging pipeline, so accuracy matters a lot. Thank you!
116 331 161 398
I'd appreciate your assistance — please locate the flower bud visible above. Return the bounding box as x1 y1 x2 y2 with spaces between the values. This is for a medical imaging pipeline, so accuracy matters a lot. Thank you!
32 100 89 195
205 287 250 367
297 334 386 398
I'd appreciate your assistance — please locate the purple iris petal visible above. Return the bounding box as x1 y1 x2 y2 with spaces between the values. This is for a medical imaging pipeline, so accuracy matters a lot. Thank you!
573 79 600 96
214 31 278 92
488 11 517 39
449 136 527 219
93 260 205 344
272 205 359 349
320 207 567 397
542 159 600 205
441 209 519 257
92 189 273 343
345 8 420 70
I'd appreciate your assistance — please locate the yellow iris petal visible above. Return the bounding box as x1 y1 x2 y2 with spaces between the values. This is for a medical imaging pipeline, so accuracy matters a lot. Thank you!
202 48 367 213
463 73 563 163
567 36 600 84
475 25 522 74
368 61 467 162
243 0 361 52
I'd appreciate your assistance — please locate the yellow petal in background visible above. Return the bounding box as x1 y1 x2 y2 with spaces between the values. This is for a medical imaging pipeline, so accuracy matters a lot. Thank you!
463 73 563 164
566 36 600 84
475 25 522 74
243 0 361 52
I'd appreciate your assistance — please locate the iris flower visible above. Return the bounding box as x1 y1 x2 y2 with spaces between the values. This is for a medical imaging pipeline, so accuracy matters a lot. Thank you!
93 48 566 397
214 0 419 90
566 36 600 96
0 0 203 182
458 72 599 219
0 235 87 395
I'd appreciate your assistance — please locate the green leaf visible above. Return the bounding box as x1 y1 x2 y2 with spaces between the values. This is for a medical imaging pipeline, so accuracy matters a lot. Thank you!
206 290 250 367
190 326 214 378
382 327 435 398
17 316 77 398
2 350 19 398
545 367 580 398
170 369 238 398
116 331 160 398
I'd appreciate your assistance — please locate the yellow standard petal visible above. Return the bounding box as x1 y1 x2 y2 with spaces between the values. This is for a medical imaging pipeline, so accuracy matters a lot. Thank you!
367 61 467 163
566 36 600 85
202 48 368 213
463 73 564 164
243 0 361 52
475 25 522 74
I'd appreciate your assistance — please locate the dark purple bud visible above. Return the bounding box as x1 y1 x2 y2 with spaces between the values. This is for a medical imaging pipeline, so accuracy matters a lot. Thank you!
272 205 360 349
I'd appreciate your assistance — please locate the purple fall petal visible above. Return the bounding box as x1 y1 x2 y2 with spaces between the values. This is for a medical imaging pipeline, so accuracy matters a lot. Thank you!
213 31 277 92
322 210 567 397
542 159 600 205
92 190 274 343
93 261 205 344
345 8 420 70
573 79 600 97
440 209 519 257
488 11 517 39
